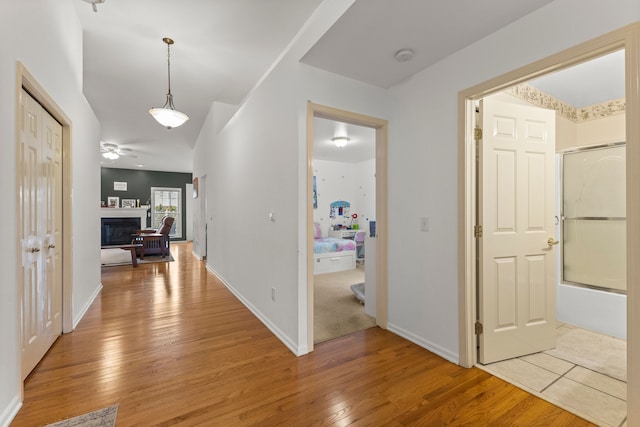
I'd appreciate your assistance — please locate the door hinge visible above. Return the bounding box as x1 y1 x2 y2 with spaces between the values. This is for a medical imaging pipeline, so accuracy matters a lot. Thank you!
474 127 483 142
475 321 483 335
474 225 483 238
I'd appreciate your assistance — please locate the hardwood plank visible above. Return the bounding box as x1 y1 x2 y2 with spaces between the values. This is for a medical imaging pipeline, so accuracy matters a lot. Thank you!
10 242 596 426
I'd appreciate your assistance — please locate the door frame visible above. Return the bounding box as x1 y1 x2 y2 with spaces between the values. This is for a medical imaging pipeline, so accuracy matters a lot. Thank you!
15 62 74 389
306 101 388 352
457 23 640 424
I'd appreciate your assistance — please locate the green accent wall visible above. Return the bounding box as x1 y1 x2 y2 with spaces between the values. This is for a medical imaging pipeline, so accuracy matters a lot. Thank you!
101 168 192 239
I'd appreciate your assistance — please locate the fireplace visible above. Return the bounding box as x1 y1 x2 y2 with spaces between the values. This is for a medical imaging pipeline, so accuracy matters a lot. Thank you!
101 217 141 246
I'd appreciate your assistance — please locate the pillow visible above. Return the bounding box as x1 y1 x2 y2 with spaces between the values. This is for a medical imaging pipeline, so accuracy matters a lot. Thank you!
313 222 323 239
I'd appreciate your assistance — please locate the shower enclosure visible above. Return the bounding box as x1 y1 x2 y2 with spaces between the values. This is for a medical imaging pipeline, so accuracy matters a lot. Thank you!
558 143 626 338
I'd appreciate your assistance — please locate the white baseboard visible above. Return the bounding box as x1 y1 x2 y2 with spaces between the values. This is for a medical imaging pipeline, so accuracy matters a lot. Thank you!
387 322 459 365
73 283 103 329
205 265 301 356
0 394 22 427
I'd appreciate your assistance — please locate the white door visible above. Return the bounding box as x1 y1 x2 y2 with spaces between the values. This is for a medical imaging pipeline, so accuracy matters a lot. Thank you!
19 88 63 379
478 96 557 364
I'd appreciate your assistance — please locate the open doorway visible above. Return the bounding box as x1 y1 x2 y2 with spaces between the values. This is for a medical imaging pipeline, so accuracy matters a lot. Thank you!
460 25 637 424
306 102 388 352
311 117 376 344
475 83 627 425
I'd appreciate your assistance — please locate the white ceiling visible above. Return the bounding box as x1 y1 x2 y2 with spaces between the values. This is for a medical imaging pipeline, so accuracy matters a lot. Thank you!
75 0 623 172
301 0 555 88
528 50 625 108
76 0 322 172
313 117 375 163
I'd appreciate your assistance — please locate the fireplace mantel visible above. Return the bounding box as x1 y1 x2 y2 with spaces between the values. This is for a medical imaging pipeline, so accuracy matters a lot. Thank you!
100 207 148 228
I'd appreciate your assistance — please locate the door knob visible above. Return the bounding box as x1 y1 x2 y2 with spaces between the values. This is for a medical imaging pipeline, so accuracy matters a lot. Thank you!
48 244 56 249
30 247 41 253
547 237 559 247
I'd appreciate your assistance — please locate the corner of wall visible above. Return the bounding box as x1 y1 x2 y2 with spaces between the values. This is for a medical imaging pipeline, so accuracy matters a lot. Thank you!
0 394 22 427
73 283 103 330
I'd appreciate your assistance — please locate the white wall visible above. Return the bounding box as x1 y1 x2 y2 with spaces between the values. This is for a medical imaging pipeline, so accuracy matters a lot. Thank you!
312 158 375 234
0 1 102 424
354 158 376 229
192 102 237 259
313 160 357 234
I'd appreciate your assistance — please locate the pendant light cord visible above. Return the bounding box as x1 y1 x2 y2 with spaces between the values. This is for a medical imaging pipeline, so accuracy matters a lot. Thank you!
166 40 172 96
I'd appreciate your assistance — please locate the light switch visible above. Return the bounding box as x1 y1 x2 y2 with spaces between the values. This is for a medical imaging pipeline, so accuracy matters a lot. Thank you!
420 217 429 232
269 212 276 222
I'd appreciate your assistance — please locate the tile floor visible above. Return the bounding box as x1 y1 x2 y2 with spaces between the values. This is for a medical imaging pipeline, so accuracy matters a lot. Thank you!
479 323 627 427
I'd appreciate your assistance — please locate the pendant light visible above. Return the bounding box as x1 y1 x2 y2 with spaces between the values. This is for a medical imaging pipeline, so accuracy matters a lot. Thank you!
149 37 189 129
331 136 350 148
332 122 350 148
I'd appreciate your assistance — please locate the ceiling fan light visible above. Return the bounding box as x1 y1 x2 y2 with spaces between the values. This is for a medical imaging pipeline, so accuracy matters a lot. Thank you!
102 151 119 160
149 106 189 129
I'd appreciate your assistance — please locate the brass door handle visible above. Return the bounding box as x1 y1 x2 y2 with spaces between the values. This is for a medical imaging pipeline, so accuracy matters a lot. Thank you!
30 247 40 253
547 237 559 247
48 244 56 249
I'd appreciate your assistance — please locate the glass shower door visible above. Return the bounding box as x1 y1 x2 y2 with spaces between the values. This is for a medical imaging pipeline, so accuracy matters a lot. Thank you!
562 144 626 292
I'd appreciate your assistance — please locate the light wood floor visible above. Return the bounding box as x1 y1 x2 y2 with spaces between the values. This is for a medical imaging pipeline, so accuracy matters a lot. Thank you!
11 242 595 426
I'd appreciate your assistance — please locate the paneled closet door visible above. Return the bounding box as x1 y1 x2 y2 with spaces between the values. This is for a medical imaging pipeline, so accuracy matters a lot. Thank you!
19 88 63 380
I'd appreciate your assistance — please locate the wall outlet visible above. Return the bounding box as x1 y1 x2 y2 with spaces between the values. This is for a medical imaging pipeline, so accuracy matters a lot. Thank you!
271 287 276 301
420 217 429 232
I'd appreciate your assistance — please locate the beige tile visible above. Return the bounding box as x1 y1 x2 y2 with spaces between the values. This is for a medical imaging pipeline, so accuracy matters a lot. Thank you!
521 352 574 375
544 377 626 427
545 326 626 382
565 365 627 401
482 358 559 392
556 323 577 335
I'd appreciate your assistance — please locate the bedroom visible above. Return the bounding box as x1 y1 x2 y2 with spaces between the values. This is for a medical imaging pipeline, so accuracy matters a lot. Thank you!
312 117 376 343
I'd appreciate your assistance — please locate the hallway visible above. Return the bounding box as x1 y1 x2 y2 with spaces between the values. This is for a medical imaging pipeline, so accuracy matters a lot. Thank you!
12 242 595 426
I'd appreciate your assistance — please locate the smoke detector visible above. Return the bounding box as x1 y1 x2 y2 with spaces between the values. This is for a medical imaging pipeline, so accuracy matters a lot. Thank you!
395 49 415 63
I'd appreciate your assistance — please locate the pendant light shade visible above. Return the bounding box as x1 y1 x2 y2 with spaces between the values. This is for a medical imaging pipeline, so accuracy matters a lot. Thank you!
149 37 189 129
331 136 350 148
332 122 350 148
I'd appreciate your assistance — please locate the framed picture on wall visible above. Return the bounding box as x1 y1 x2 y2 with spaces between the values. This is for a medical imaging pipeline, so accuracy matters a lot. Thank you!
193 177 199 198
121 199 136 208
313 176 317 209
107 196 119 208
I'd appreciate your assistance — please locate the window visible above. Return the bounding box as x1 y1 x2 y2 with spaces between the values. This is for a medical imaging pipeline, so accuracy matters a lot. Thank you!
151 187 182 238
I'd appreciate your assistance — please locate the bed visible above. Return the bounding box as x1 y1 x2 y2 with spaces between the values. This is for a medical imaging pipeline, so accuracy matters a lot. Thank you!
313 223 357 274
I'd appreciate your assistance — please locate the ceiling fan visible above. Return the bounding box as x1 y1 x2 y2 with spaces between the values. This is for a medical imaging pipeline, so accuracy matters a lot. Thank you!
100 142 137 160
